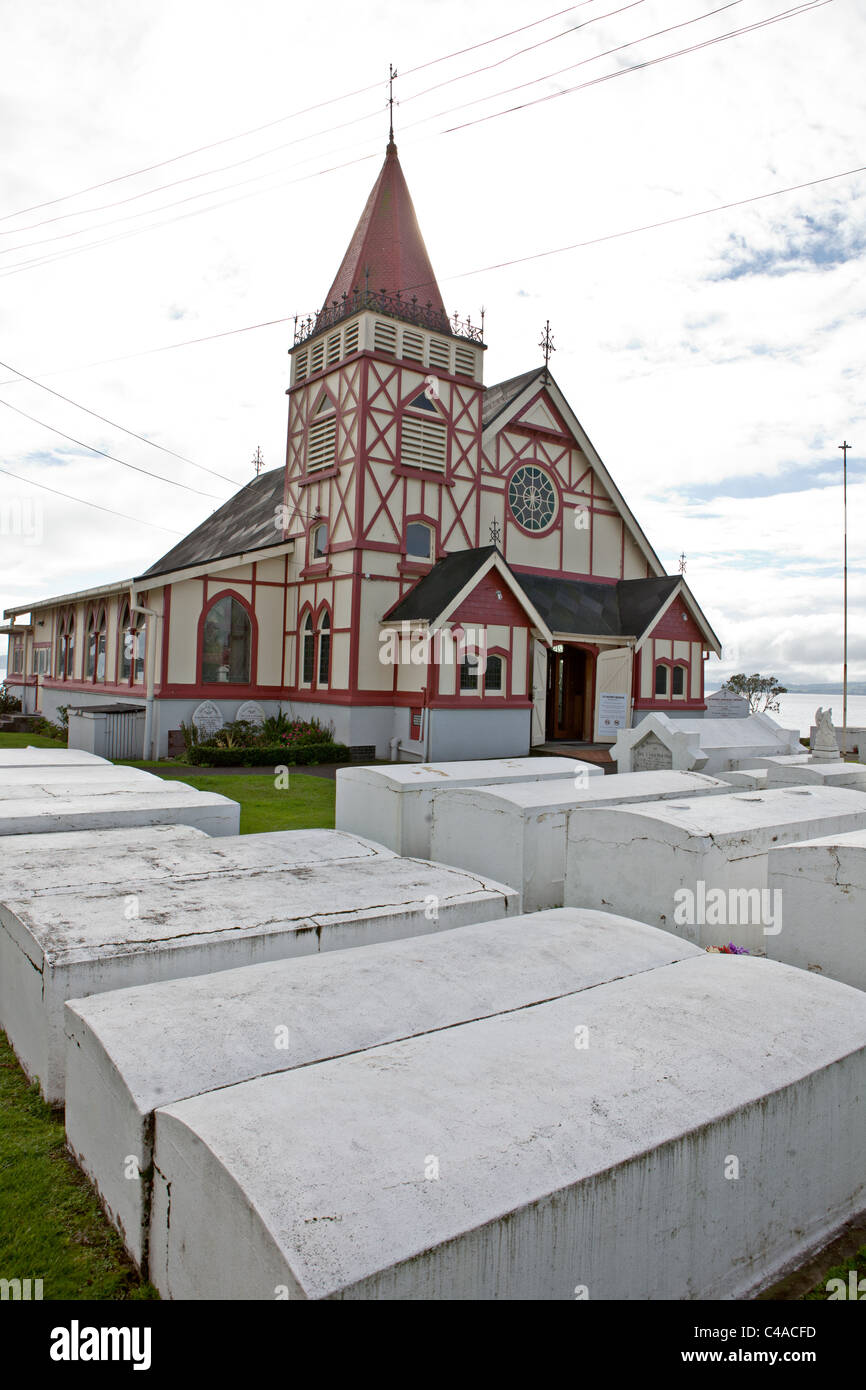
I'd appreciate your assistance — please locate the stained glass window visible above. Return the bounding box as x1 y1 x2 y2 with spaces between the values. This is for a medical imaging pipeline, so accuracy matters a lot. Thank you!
508 465 557 531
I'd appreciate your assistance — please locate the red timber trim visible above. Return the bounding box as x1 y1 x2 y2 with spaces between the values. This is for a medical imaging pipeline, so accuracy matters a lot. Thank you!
280 554 288 689
43 680 149 698
195 587 258 691
634 698 706 711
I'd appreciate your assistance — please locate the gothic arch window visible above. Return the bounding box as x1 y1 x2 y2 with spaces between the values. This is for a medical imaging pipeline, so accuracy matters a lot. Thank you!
318 611 331 686
57 610 75 681
118 602 145 685
201 595 252 685
654 663 669 697
672 664 687 697
85 607 107 682
301 612 315 686
311 521 329 560
485 654 504 694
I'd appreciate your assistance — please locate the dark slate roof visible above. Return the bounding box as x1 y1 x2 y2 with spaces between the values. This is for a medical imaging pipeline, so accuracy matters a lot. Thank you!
481 369 543 428
139 468 286 579
384 547 499 623
513 571 680 638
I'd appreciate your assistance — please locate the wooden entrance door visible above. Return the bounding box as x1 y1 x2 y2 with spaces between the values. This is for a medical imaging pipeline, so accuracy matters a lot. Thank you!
547 646 587 740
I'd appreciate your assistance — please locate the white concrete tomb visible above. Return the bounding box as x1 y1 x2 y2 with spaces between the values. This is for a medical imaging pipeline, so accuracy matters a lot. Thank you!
336 757 601 857
148 953 866 1300
430 770 732 912
0 748 110 768
565 785 866 950
65 907 699 1269
613 712 802 776
767 829 866 991
0 782 239 838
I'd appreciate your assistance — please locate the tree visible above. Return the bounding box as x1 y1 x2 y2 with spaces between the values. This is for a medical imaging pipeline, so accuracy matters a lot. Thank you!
720 673 787 715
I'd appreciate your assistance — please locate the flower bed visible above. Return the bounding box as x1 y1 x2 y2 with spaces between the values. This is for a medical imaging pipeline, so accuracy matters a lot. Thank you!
181 712 349 767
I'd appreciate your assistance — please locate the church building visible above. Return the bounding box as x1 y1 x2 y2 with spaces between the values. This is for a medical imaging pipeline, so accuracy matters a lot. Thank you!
3 138 721 760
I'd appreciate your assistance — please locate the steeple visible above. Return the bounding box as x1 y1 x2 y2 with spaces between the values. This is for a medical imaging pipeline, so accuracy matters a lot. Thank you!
321 141 447 318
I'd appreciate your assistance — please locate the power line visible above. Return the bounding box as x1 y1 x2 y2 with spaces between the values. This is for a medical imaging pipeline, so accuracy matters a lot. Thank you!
0 463 183 534
441 160 866 280
2 155 861 394
0 355 239 484
0 1 830 281
0 398 229 499
442 0 832 133
0 3 595 226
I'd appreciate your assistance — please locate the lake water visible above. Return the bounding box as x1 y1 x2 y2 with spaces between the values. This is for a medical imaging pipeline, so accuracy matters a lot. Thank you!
755 692 866 739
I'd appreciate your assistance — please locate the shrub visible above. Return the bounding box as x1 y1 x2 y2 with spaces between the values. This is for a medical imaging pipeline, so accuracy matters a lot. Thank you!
186 741 350 767
0 684 22 714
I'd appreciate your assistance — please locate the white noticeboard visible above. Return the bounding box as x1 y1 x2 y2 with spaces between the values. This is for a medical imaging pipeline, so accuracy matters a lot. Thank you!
598 692 628 733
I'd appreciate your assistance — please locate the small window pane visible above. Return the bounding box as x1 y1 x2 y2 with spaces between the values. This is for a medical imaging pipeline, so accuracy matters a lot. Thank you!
406 523 432 559
318 614 331 686
460 655 479 691
302 615 315 684
486 655 503 692
672 665 686 696
655 664 668 696
312 523 328 558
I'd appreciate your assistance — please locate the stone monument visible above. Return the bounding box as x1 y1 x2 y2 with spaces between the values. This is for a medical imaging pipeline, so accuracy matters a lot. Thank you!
811 707 841 763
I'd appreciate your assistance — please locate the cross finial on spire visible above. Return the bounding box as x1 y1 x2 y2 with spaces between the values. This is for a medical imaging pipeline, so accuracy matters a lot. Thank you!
678 551 687 575
539 319 555 384
388 63 398 148
251 445 265 476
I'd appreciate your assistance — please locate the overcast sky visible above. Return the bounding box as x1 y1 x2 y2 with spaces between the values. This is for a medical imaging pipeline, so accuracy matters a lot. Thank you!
1 0 863 686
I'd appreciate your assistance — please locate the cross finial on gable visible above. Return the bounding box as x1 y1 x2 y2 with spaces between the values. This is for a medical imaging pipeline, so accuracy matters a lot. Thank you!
251 445 265 476
678 552 687 575
539 320 555 384
489 519 502 548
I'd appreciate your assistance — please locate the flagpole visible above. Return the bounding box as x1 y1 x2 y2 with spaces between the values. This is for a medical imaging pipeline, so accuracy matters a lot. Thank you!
839 440 850 757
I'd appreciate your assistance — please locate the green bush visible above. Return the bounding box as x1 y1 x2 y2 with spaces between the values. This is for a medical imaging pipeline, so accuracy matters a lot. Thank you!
0 684 22 714
186 741 350 767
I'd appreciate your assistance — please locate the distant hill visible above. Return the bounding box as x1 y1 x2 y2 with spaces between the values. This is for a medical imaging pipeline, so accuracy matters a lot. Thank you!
783 683 866 696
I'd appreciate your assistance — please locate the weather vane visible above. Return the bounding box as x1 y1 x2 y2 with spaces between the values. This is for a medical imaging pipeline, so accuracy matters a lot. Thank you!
388 63 398 145
489 519 502 548
252 445 265 476
539 320 555 383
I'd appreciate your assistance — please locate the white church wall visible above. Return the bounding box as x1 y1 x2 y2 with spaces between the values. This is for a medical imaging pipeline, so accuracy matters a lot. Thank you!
592 512 621 579
167 579 202 685
253 585 283 687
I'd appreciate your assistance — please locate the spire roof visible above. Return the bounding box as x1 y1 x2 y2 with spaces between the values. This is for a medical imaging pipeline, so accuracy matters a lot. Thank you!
321 142 447 316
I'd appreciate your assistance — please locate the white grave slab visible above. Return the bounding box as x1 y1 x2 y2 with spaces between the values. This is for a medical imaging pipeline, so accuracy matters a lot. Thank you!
65 907 699 1268
761 759 866 793
430 771 732 912
1 858 516 1103
235 701 265 726
767 829 866 991
336 757 601 856
0 785 239 839
0 766 163 797
565 786 866 950
718 769 769 790
0 825 394 901
191 700 224 738
0 748 110 768
614 712 802 775
704 689 750 718
149 953 866 1300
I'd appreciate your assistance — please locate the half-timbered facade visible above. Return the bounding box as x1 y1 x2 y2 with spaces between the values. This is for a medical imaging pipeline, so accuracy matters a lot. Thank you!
3 139 720 759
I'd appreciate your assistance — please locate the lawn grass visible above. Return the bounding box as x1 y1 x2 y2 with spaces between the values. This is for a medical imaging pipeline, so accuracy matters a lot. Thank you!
0 732 67 748
0 1030 157 1300
152 770 335 834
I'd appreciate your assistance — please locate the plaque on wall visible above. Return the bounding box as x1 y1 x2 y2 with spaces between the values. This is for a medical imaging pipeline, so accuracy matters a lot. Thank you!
598 692 628 734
